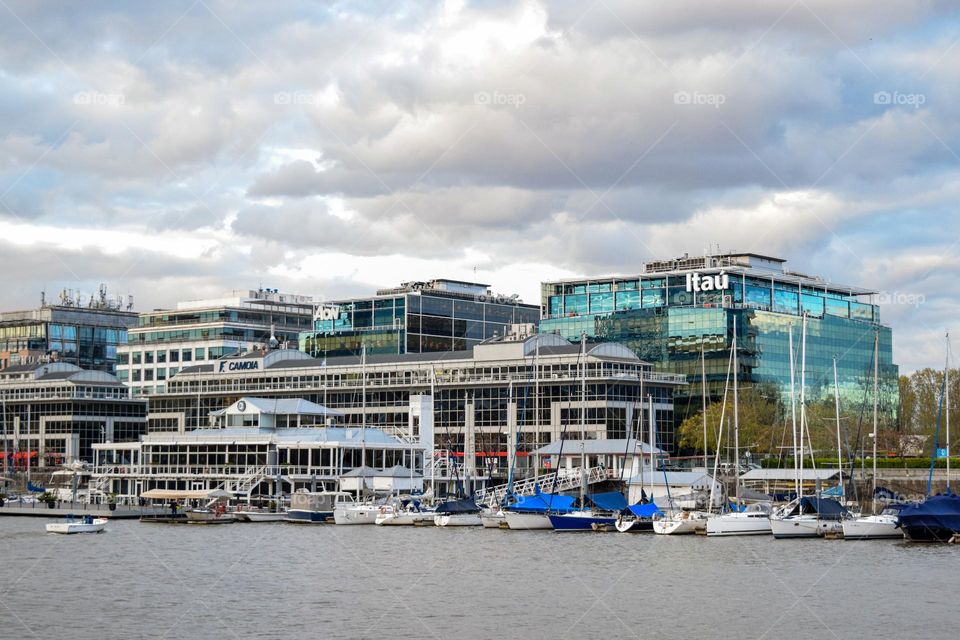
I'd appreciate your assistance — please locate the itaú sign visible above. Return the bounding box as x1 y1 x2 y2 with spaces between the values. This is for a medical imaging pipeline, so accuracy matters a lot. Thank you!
686 270 729 293
217 358 262 373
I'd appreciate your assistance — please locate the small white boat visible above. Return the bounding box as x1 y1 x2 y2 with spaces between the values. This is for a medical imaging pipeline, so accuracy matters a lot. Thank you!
503 511 553 530
235 510 286 522
333 502 381 525
652 511 707 535
434 512 483 527
186 509 236 524
770 497 848 539
375 508 435 526
46 515 107 534
706 504 773 537
841 506 905 540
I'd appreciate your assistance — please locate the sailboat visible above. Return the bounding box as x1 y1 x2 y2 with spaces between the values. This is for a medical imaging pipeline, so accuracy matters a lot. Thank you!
899 332 960 542
334 345 380 526
707 316 773 537
842 332 904 540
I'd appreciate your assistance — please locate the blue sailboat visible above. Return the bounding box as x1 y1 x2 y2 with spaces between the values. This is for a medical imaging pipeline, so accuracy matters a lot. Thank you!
548 491 628 531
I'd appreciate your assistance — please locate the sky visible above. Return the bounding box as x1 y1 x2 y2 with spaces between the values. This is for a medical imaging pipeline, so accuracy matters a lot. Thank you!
0 0 958 373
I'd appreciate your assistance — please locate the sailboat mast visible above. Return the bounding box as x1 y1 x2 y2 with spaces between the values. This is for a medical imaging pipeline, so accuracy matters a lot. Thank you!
732 315 740 505
945 331 951 493
360 344 367 500
788 324 799 497
833 357 843 502
701 342 708 472
799 313 808 499
872 330 879 513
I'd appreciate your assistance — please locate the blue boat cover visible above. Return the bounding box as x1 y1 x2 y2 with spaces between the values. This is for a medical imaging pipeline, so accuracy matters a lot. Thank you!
897 494 960 535
628 502 663 518
588 491 628 512
786 496 849 519
821 485 844 497
27 481 45 493
434 498 480 514
508 492 576 513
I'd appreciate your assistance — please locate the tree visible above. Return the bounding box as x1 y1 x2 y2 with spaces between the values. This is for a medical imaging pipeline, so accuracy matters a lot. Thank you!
677 384 782 457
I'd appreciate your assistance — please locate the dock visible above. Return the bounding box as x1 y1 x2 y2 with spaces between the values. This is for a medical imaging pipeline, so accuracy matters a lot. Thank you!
0 502 166 520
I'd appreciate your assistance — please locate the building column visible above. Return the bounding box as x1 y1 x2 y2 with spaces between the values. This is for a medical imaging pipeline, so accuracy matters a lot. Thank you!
464 402 476 491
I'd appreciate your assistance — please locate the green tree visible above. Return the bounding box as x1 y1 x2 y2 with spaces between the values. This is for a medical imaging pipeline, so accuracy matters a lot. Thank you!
677 384 782 457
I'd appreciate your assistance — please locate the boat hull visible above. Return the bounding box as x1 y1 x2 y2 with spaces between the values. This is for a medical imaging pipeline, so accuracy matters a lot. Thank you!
46 519 107 534
236 511 286 522
185 511 235 524
333 506 379 525
548 513 616 531
841 517 903 540
652 515 704 535
434 513 482 527
285 509 333 524
770 516 840 539
375 511 435 526
504 512 554 530
897 495 960 543
706 513 772 537
615 516 653 533
480 511 506 529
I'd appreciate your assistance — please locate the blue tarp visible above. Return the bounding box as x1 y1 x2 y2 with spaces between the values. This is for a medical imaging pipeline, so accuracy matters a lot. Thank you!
588 491 628 512
434 498 480 514
898 494 960 541
785 496 849 519
821 485 844 497
27 481 45 493
628 502 663 518
508 492 576 514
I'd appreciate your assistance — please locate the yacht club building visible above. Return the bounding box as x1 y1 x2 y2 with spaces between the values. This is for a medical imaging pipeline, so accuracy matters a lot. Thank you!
145 329 686 483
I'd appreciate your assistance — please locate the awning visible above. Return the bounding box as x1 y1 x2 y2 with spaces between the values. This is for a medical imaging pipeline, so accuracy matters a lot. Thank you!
140 489 234 500
588 491 628 512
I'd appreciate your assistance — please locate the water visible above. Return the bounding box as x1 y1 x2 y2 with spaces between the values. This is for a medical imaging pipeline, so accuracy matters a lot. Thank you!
2 517 958 639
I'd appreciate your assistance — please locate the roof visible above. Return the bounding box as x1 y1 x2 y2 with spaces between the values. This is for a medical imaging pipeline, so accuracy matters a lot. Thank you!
143 425 415 448
626 471 720 486
141 489 233 500
740 469 841 482
210 397 344 417
0 361 125 386
534 439 664 456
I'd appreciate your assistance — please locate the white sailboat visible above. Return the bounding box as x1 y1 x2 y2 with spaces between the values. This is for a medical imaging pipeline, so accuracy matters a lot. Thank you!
334 345 379 525
842 332 901 540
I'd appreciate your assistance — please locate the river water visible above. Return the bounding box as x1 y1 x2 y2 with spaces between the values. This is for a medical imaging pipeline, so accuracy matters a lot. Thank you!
1 517 957 639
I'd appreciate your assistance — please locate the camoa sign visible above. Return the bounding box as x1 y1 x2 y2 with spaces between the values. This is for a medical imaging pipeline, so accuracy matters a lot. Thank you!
685 270 729 293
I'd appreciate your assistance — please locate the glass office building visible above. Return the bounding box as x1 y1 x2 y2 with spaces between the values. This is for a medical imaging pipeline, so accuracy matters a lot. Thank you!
540 253 899 423
118 289 314 396
0 296 136 373
300 279 541 358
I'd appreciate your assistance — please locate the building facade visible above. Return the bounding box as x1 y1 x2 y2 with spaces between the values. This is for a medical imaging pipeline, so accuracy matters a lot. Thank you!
118 289 314 397
540 253 899 421
299 279 541 358
0 362 147 467
0 292 136 372
147 332 685 474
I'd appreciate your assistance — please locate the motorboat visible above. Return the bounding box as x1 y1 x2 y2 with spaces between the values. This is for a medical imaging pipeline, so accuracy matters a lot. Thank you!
286 491 352 524
652 510 707 535
770 496 849 539
841 504 905 540
615 502 662 533
706 503 773 537
46 515 107 534
897 494 960 543
433 498 482 527
234 508 286 522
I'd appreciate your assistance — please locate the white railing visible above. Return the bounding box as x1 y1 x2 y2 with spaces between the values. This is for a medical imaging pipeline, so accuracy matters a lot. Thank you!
474 466 612 507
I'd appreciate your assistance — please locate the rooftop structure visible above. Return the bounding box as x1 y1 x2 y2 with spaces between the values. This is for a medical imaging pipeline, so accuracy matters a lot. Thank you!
300 278 541 358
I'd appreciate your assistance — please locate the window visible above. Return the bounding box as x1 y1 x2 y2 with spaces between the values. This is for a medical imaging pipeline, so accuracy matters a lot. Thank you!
182 350 192 362
169 350 179 362
132 352 142 365
156 350 166 363
195 348 205 360
144 351 154 364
